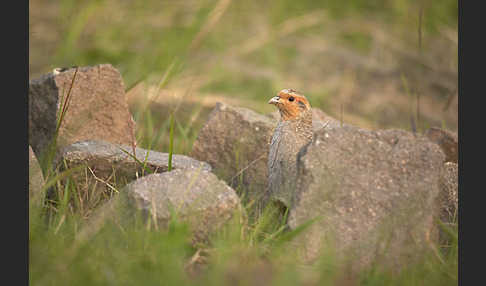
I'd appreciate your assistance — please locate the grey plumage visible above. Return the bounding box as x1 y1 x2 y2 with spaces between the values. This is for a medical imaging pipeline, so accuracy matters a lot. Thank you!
266 101 313 208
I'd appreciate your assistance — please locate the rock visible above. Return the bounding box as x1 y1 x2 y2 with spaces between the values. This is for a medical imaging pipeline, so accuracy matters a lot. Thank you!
56 140 211 206
29 145 45 204
288 126 445 272
425 127 458 163
191 102 276 202
122 168 241 241
438 162 458 224
190 102 341 203
29 64 136 159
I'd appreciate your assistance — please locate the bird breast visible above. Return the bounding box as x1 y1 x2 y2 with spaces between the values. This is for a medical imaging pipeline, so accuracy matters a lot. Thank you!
267 111 313 207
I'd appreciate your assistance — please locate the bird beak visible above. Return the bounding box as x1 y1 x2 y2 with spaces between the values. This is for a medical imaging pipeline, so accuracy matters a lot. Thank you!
268 96 280 105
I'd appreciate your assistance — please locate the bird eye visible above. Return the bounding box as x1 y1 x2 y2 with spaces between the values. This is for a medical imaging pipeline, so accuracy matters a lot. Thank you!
288 97 295 102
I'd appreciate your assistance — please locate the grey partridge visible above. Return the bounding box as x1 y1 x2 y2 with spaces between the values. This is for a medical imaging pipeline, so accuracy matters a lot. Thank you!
266 89 313 208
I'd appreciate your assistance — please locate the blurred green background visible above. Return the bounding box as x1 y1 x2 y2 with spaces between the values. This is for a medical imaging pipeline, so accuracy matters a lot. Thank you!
29 0 458 153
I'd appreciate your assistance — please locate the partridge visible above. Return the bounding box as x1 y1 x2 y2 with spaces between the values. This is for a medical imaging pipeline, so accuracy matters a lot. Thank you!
266 89 313 208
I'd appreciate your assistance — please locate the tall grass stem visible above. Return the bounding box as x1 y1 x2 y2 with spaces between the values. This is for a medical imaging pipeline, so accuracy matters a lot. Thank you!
168 114 175 172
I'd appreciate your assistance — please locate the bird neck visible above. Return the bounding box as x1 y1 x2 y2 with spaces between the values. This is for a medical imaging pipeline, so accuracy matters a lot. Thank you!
279 109 313 139
279 108 312 123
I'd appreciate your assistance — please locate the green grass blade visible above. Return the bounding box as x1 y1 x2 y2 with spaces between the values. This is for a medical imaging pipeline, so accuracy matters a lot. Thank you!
168 114 175 172
273 216 320 248
118 147 154 175
35 165 85 208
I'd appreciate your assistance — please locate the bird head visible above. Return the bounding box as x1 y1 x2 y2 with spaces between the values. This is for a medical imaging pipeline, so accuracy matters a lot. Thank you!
268 89 311 121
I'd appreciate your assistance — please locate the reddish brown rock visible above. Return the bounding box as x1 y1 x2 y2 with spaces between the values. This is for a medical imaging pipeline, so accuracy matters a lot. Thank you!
29 64 136 159
29 145 45 204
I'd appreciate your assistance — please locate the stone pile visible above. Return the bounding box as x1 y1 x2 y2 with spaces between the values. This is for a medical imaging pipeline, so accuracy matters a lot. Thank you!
29 64 458 273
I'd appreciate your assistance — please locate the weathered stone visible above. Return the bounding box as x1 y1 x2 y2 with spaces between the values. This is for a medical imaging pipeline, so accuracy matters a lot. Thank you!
191 102 341 203
191 103 276 202
438 162 458 224
425 127 458 163
288 126 445 272
122 168 241 241
56 140 211 204
29 145 45 204
29 64 136 159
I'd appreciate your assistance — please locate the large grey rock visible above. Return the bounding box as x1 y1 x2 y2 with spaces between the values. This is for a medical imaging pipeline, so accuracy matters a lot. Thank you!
56 140 211 204
29 145 45 204
122 168 241 241
288 126 445 272
191 102 340 203
425 127 458 163
29 64 136 159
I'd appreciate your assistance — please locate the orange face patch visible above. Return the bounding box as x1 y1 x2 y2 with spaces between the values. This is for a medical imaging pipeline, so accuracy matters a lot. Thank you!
270 89 311 121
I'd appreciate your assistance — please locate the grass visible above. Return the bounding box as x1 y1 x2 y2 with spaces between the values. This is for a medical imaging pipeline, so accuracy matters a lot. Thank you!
30 0 457 284
30 0 459 131
29 165 458 286
200 70 275 100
